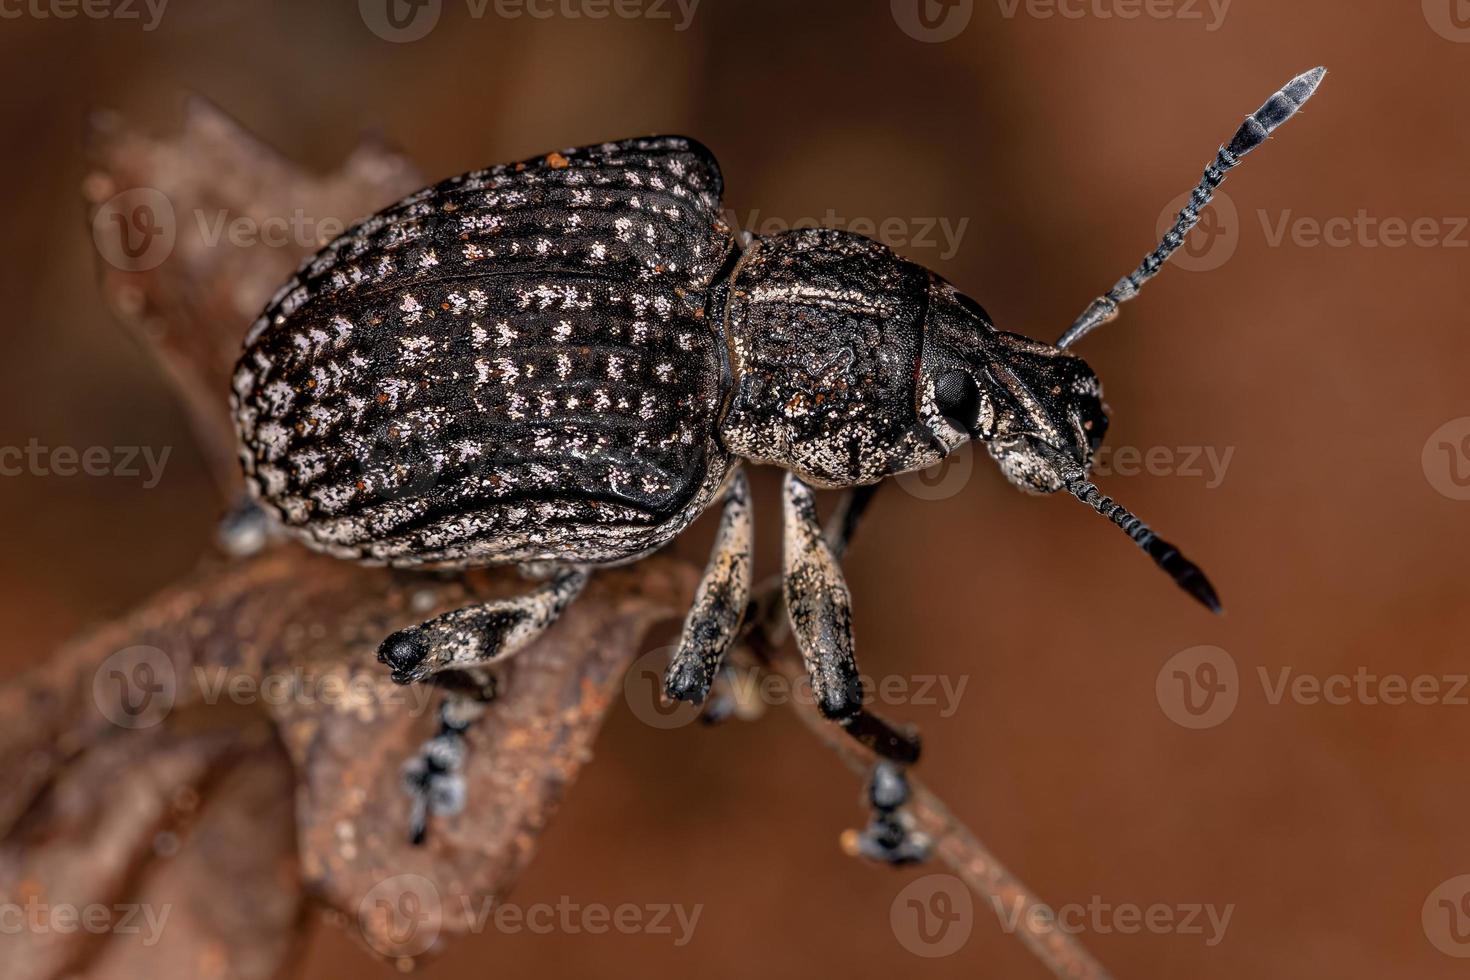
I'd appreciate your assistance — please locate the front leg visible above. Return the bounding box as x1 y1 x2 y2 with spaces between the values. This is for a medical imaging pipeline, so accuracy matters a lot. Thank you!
781 473 919 763
782 473 863 719
377 568 588 685
783 473 929 866
664 469 753 704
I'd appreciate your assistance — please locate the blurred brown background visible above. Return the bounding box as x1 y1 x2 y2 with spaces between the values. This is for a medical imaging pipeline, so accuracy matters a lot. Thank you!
2 0 1468 977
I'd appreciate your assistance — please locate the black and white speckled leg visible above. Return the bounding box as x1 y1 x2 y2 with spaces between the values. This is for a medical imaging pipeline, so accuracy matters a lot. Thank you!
782 472 863 720
783 474 925 862
824 482 881 562
781 473 920 764
378 568 588 686
664 468 753 704
402 672 495 845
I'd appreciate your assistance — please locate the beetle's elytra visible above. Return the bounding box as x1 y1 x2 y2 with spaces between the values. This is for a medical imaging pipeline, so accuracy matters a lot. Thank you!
232 68 1324 854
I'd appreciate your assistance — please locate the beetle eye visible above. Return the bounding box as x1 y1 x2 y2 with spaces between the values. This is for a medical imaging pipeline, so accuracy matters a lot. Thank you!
933 370 981 434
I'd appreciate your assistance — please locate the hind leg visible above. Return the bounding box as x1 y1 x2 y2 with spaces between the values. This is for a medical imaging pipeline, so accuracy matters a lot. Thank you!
400 671 495 845
377 568 588 685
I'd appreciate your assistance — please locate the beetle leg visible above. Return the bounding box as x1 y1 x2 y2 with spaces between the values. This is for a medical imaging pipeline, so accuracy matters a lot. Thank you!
782 472 866 720
664 469 753 704
781 473 921 761
216 493 281 559
401 671 496 845
377 568 588 685
848 760 932 866
747 482 882 644
824 482 881 561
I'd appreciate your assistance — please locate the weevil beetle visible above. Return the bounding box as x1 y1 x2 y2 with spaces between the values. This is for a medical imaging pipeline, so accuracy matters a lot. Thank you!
233 68 1325 852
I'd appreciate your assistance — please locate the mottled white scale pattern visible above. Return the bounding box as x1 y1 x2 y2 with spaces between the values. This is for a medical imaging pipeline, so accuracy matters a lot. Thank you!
234 137 736 568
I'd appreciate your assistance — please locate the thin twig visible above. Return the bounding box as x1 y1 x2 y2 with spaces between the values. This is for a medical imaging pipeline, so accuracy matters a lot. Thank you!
745 628 1114 980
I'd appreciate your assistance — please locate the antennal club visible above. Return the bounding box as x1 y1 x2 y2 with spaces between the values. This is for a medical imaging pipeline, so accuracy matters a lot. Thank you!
1062 473 1223 614
1057 65 1326 350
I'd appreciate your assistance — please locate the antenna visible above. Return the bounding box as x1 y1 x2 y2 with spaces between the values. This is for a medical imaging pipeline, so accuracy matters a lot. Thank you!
1063 473 1223 614
1057 66 1326 350
1032 443 1221 612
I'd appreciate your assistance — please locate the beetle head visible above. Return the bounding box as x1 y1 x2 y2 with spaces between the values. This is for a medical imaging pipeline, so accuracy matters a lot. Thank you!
919 281 1109 493
917 278 1219 614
